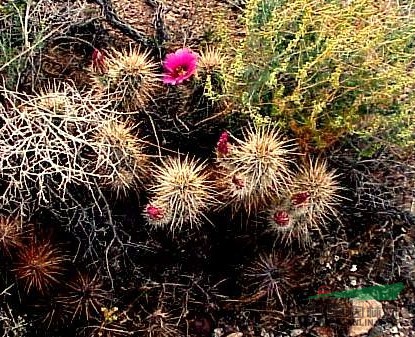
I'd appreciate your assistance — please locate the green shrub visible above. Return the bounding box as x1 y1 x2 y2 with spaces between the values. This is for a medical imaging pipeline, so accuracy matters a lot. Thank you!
222 0 415 150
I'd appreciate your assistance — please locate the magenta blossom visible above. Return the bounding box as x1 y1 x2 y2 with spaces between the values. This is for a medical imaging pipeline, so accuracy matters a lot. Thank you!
162 48 198 85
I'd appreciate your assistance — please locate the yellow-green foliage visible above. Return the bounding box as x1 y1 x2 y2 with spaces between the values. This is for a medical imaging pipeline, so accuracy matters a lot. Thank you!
223 0 415 149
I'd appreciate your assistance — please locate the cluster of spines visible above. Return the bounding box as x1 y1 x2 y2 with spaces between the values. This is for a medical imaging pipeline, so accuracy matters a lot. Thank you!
91 47 159 111
13 236 68 294
144 156 219 232
244 252 300 308
215 124 296 215
267 158 343 246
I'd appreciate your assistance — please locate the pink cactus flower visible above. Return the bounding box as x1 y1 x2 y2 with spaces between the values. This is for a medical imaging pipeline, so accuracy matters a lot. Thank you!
146 204 164 220
273 211 290 226
217 131 230 156
162 48 198 85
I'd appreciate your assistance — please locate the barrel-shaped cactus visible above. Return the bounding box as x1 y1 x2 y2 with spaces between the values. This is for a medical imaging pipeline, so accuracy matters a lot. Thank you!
148 156 218 231
216 124 296 214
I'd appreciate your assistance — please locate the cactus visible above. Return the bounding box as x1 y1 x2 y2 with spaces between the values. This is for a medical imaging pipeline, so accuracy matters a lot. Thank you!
216 124 296 214
59 273 110 322
197 46 227 97
13 238 67 294
92 120 149 197
245 252 299 307
91 47 158 111
149 156 218 231
268 158 342 246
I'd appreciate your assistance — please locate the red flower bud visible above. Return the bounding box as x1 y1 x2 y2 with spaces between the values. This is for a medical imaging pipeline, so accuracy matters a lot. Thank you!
217 131 230 156
146 204 164 220
291 192 310 206
273 211 290 226
92 48 106 74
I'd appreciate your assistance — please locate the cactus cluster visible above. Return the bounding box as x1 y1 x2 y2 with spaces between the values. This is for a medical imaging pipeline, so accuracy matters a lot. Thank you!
214 125 342 246
4 0 407 334
268 159 342 246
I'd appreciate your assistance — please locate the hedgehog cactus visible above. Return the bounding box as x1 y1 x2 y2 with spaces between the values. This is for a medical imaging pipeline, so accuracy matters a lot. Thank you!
91 47 158 111
13 238 68 294
92 120 148 197
245 252 300 307
268 158 342 246
216 124 296 214
292 158 342 225
148 156 218 231
197 46 226 95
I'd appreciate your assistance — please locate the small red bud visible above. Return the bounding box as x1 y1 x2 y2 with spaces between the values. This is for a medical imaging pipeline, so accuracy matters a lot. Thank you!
291 192 310 206
273 211 290 226
92 48 106 74
146 204 164 220
217 131 230 156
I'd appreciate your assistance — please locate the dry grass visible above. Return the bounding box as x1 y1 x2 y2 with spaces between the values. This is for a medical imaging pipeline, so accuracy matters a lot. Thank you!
0 215 23 255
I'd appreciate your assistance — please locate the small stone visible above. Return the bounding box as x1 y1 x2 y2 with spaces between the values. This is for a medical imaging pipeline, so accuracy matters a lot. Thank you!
401 308 411 319
290 329 303 337
390 326 398 334
214 328 224 337
368 326 383 337
350 265 357 272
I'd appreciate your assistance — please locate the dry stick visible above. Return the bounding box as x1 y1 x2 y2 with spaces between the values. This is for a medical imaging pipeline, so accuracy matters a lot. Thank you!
145 0 168 47
92 0 155 49
0 284 13 297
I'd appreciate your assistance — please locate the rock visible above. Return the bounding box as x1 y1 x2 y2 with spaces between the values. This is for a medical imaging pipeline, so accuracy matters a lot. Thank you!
390 326 398 333
214 328 224 337
290 329 303 337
